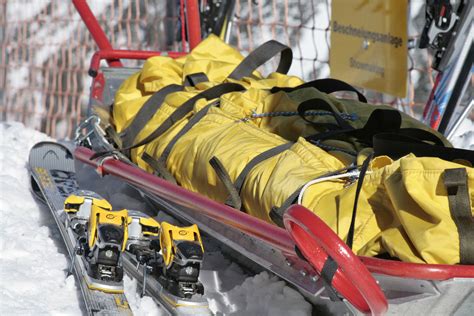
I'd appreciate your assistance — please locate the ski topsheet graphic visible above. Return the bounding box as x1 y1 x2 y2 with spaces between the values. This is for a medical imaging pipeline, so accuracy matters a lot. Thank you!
29 142 132 315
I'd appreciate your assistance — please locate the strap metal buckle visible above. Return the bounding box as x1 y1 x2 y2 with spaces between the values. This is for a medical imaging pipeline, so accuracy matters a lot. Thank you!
74 115 111 150
96 153 119 177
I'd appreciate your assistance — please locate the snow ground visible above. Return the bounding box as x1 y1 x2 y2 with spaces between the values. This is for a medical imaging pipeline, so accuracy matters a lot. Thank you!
0 122 311 316
0 123 82 315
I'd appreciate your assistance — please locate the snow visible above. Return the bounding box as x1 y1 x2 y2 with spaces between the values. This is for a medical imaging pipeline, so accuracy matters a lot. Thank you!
0 122 82 315
449 115 474 150
6 1 47 23
124 276 167 316
0 122 311 316
202 252 312 316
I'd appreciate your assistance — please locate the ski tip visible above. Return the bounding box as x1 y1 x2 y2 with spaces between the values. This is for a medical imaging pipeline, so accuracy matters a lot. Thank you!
28 141 74 171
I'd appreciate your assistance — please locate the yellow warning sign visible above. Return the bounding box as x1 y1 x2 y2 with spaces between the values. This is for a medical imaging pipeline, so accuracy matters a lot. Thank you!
330 0 408 97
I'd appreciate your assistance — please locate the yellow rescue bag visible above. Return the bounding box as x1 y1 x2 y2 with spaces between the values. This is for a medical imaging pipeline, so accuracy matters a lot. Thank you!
107 36 474 265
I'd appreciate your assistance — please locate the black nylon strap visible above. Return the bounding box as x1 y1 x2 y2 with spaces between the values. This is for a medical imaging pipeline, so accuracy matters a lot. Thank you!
121 84 183 148
209 156 242 210
105 125 123 148
395 128 446 146
307 109 402 144
346 154 373 249
373 133 474 164
321 255 339 285
161 101 218 162
320 256 342 302
234 143 294 195
269 188 302 227
126 82 245 151
184 72 209 87
444 168 474 264
271 78 367 103
141 152 177 184
228 40 293 80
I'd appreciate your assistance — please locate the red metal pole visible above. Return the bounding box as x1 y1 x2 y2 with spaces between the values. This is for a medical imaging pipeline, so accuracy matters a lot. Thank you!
180 0 187 52
185 0 202 50
360 256 474 280
72 0 122 67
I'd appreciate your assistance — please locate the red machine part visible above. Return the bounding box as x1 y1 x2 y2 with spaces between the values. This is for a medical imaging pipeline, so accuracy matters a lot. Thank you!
284 205 388 315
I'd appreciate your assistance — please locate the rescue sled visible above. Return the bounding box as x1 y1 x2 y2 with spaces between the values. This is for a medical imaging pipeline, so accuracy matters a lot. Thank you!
71 1 474 315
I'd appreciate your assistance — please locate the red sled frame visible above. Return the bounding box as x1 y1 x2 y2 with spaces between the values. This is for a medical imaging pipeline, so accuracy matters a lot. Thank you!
72 1 474 315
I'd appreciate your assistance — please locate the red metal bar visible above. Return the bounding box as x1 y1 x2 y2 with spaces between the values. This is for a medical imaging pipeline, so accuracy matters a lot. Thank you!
360 256 474 280
180 0 187 52
74 146 474 281
74 146 294 254
185 0 202 50
72 0 122 67
89 50 187 77
284 205 388 315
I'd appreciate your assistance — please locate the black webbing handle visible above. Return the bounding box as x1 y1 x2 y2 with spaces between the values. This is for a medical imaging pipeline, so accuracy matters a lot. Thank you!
126 82 245 151
228 40 293 80
121 84 183 149
271 78 367 103
373 132 474 164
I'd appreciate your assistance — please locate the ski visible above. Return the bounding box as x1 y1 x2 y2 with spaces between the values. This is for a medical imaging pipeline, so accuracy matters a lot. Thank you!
28 142 211 316
29 142 132 316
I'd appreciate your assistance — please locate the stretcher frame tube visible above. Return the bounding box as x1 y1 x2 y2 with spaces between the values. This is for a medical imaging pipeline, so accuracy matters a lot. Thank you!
72 0 122 67
89 50 187 77
74 147 474 280
185 0 202 49
360 256 474 280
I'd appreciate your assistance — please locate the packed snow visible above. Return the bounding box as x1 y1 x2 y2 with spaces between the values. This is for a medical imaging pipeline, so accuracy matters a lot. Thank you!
0 122 311 316
0 123 82 315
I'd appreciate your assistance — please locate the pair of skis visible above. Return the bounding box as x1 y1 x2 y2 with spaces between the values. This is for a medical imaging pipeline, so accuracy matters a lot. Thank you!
28 142 211 316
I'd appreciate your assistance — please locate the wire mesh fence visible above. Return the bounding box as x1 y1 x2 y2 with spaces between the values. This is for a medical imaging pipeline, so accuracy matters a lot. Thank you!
1 0 435 139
